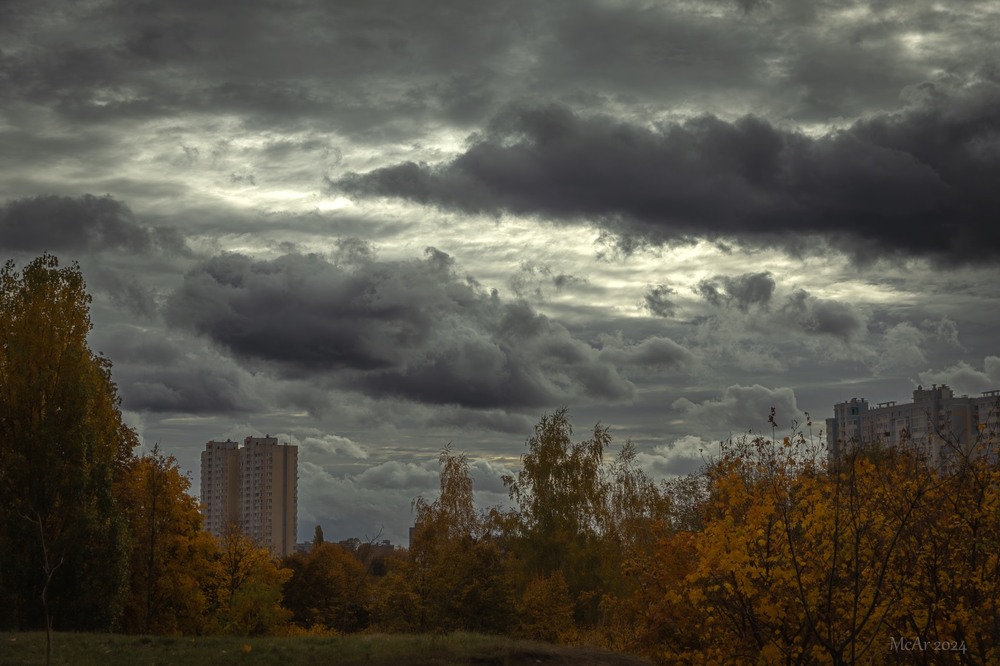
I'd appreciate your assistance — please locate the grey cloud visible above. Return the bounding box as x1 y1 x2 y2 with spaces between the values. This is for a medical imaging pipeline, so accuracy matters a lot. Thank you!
299 453 510 545
90 267 159 317
644 284 678 318
698 272 775 312
696 281 724 308
727 273 776 311
782 289 866 342
0 0 544 136
229 173 256 186
355 460 439 491
164 250 636 409
672 384 800 433
425 408 536 435
301 435 369 460
635 435 713 478
875 322 926 373
4 0 997 144
125 371 257 414
334 88 1000 265
93 325 272 415
923 317 964 349
918 356 1000 396
599 337 694 369
468 459 515 496
94 326 184 367
119 351 267 414
509 262 587 300
332 237 377 266
0 195 152 254
298 461 435 544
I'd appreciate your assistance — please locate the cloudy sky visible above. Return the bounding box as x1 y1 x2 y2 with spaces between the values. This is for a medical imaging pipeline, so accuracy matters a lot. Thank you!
3 0 999 544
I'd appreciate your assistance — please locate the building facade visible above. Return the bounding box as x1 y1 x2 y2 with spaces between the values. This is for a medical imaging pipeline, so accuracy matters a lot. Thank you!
200 439 240 537
200 435 298 557
826 384 1000 467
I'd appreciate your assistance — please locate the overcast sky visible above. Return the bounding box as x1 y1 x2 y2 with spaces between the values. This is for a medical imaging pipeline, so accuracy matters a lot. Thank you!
3 0 999 544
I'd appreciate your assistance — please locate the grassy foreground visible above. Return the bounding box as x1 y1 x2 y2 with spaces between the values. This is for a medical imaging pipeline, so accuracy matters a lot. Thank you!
0 631 651 666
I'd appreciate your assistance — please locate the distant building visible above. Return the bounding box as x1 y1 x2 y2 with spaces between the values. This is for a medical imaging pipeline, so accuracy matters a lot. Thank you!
200 435 298 557
200 440 240 537
826 384 1000 467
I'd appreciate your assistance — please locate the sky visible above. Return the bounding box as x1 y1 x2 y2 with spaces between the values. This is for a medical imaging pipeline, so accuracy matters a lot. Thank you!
2 0 999 545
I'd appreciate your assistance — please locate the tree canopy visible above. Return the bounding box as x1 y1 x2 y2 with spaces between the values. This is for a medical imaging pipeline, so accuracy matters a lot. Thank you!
0 254 137 631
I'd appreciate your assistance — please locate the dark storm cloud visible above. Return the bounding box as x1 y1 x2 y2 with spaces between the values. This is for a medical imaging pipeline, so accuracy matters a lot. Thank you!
425 409 536 435
164 250 638 409
698 272 776 312
644 285 678 318
0 0 543 135
0 195 153 254
334 86 1000 264
599 337 694 369
125 370 257 414
90 266 159 317
509 262 587 300
94 326 265 414
781 289 867 342
7 0 993 141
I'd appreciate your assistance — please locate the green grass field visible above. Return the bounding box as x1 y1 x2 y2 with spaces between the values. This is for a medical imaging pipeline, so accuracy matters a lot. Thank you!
0 631 651 666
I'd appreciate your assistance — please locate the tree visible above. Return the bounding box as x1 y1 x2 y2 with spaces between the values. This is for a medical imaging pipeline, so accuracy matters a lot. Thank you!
373 446 513 633
117 446 218 635
502 408 668 636
501 408 608 630
282 543 369 632
0 255 137 634
205 526 292 635
899 426 1000 663
633 429 942 664
516 572 576 642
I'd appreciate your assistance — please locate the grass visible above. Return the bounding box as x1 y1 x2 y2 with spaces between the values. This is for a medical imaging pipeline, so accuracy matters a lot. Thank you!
0 631 652 666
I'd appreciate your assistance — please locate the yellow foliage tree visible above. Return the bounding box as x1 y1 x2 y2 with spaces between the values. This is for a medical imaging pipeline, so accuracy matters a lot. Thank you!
502 408 669 641
117 446 218 635
896 427 1000 663
205 527 292 635
0 255 137 644
516 572 576 642
373 445 513 634
636 428 945 665
282 542 369 632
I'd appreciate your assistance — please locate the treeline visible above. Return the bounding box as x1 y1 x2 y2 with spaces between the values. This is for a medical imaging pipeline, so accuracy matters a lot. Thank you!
4 255 1000 666
319 416 1000 666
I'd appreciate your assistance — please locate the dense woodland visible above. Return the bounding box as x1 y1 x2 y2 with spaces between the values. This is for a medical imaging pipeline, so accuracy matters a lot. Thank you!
3 255 1000 665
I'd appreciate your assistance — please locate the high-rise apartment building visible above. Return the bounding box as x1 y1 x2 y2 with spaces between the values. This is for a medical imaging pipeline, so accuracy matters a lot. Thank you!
200 440 240 537
240 436 298 557
826 384 1000 467
200 435 298 557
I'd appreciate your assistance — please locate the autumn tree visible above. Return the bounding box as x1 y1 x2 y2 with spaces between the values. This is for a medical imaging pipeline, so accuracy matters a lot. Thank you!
204 526 292 635
0 255 137 634
373 445 513 634
501 408 669 638
516 572 576 642
117 446 219 635
632 427 943 664
799 441 937 664
282 542 370 632
501 408 609 631
897 425 1000 664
